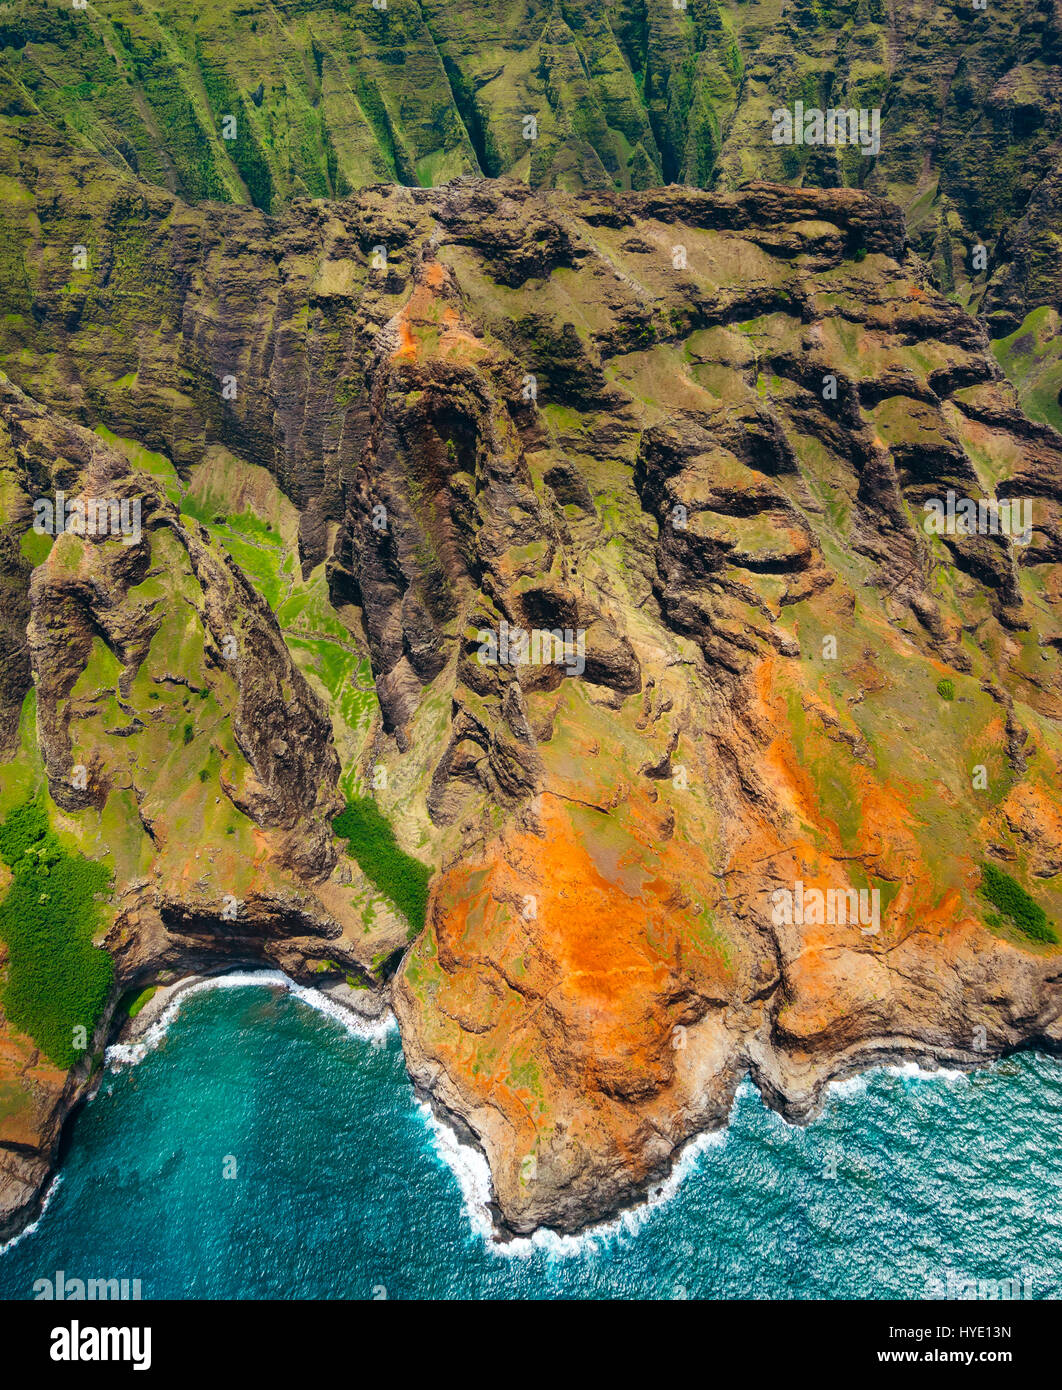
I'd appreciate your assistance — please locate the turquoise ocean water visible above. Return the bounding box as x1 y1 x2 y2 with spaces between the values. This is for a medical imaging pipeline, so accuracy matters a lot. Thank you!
1 974 1060 1300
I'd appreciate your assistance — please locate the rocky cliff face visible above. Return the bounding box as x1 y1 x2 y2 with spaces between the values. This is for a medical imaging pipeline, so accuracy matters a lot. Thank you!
4 0 1061 331
2 126 1062 1237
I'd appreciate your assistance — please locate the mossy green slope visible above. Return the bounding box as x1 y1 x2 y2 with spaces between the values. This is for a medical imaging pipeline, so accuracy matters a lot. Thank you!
2 0 1060 327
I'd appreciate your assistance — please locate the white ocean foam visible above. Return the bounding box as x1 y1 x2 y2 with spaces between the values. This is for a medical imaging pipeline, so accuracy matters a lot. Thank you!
105 969 394 1070
890 1059 967 1083
825 1072 871 1101
741 1056 973 1131
826 1059 967 1103
0 1172 62 1256
416 1098 728 1261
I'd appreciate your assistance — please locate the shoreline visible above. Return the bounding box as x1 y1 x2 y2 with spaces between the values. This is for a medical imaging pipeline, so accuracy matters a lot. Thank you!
108 965 393 1062
4 965 1055 1260
0 963 396 1249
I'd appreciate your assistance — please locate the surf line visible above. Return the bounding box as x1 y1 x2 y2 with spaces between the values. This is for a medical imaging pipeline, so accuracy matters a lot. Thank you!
0 1173 64 1258
418 1057 977 1262
415 1095 729 1262
105 968 395 1070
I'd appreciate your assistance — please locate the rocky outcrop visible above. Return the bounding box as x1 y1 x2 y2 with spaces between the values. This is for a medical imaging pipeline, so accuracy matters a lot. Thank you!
983 148 1062 334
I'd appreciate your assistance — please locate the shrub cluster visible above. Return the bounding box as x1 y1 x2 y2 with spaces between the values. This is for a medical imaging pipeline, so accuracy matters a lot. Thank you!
980 862 1058 945
333 798 431 936
0 801 114 1067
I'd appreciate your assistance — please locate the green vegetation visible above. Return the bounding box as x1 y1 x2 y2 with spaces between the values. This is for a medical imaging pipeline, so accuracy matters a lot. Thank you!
0 801 114 1067
333 798 431 936
19 529 53 566
991 308 1062 434
936 678 955 701
980 862 1058 945
122 984 158 1019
